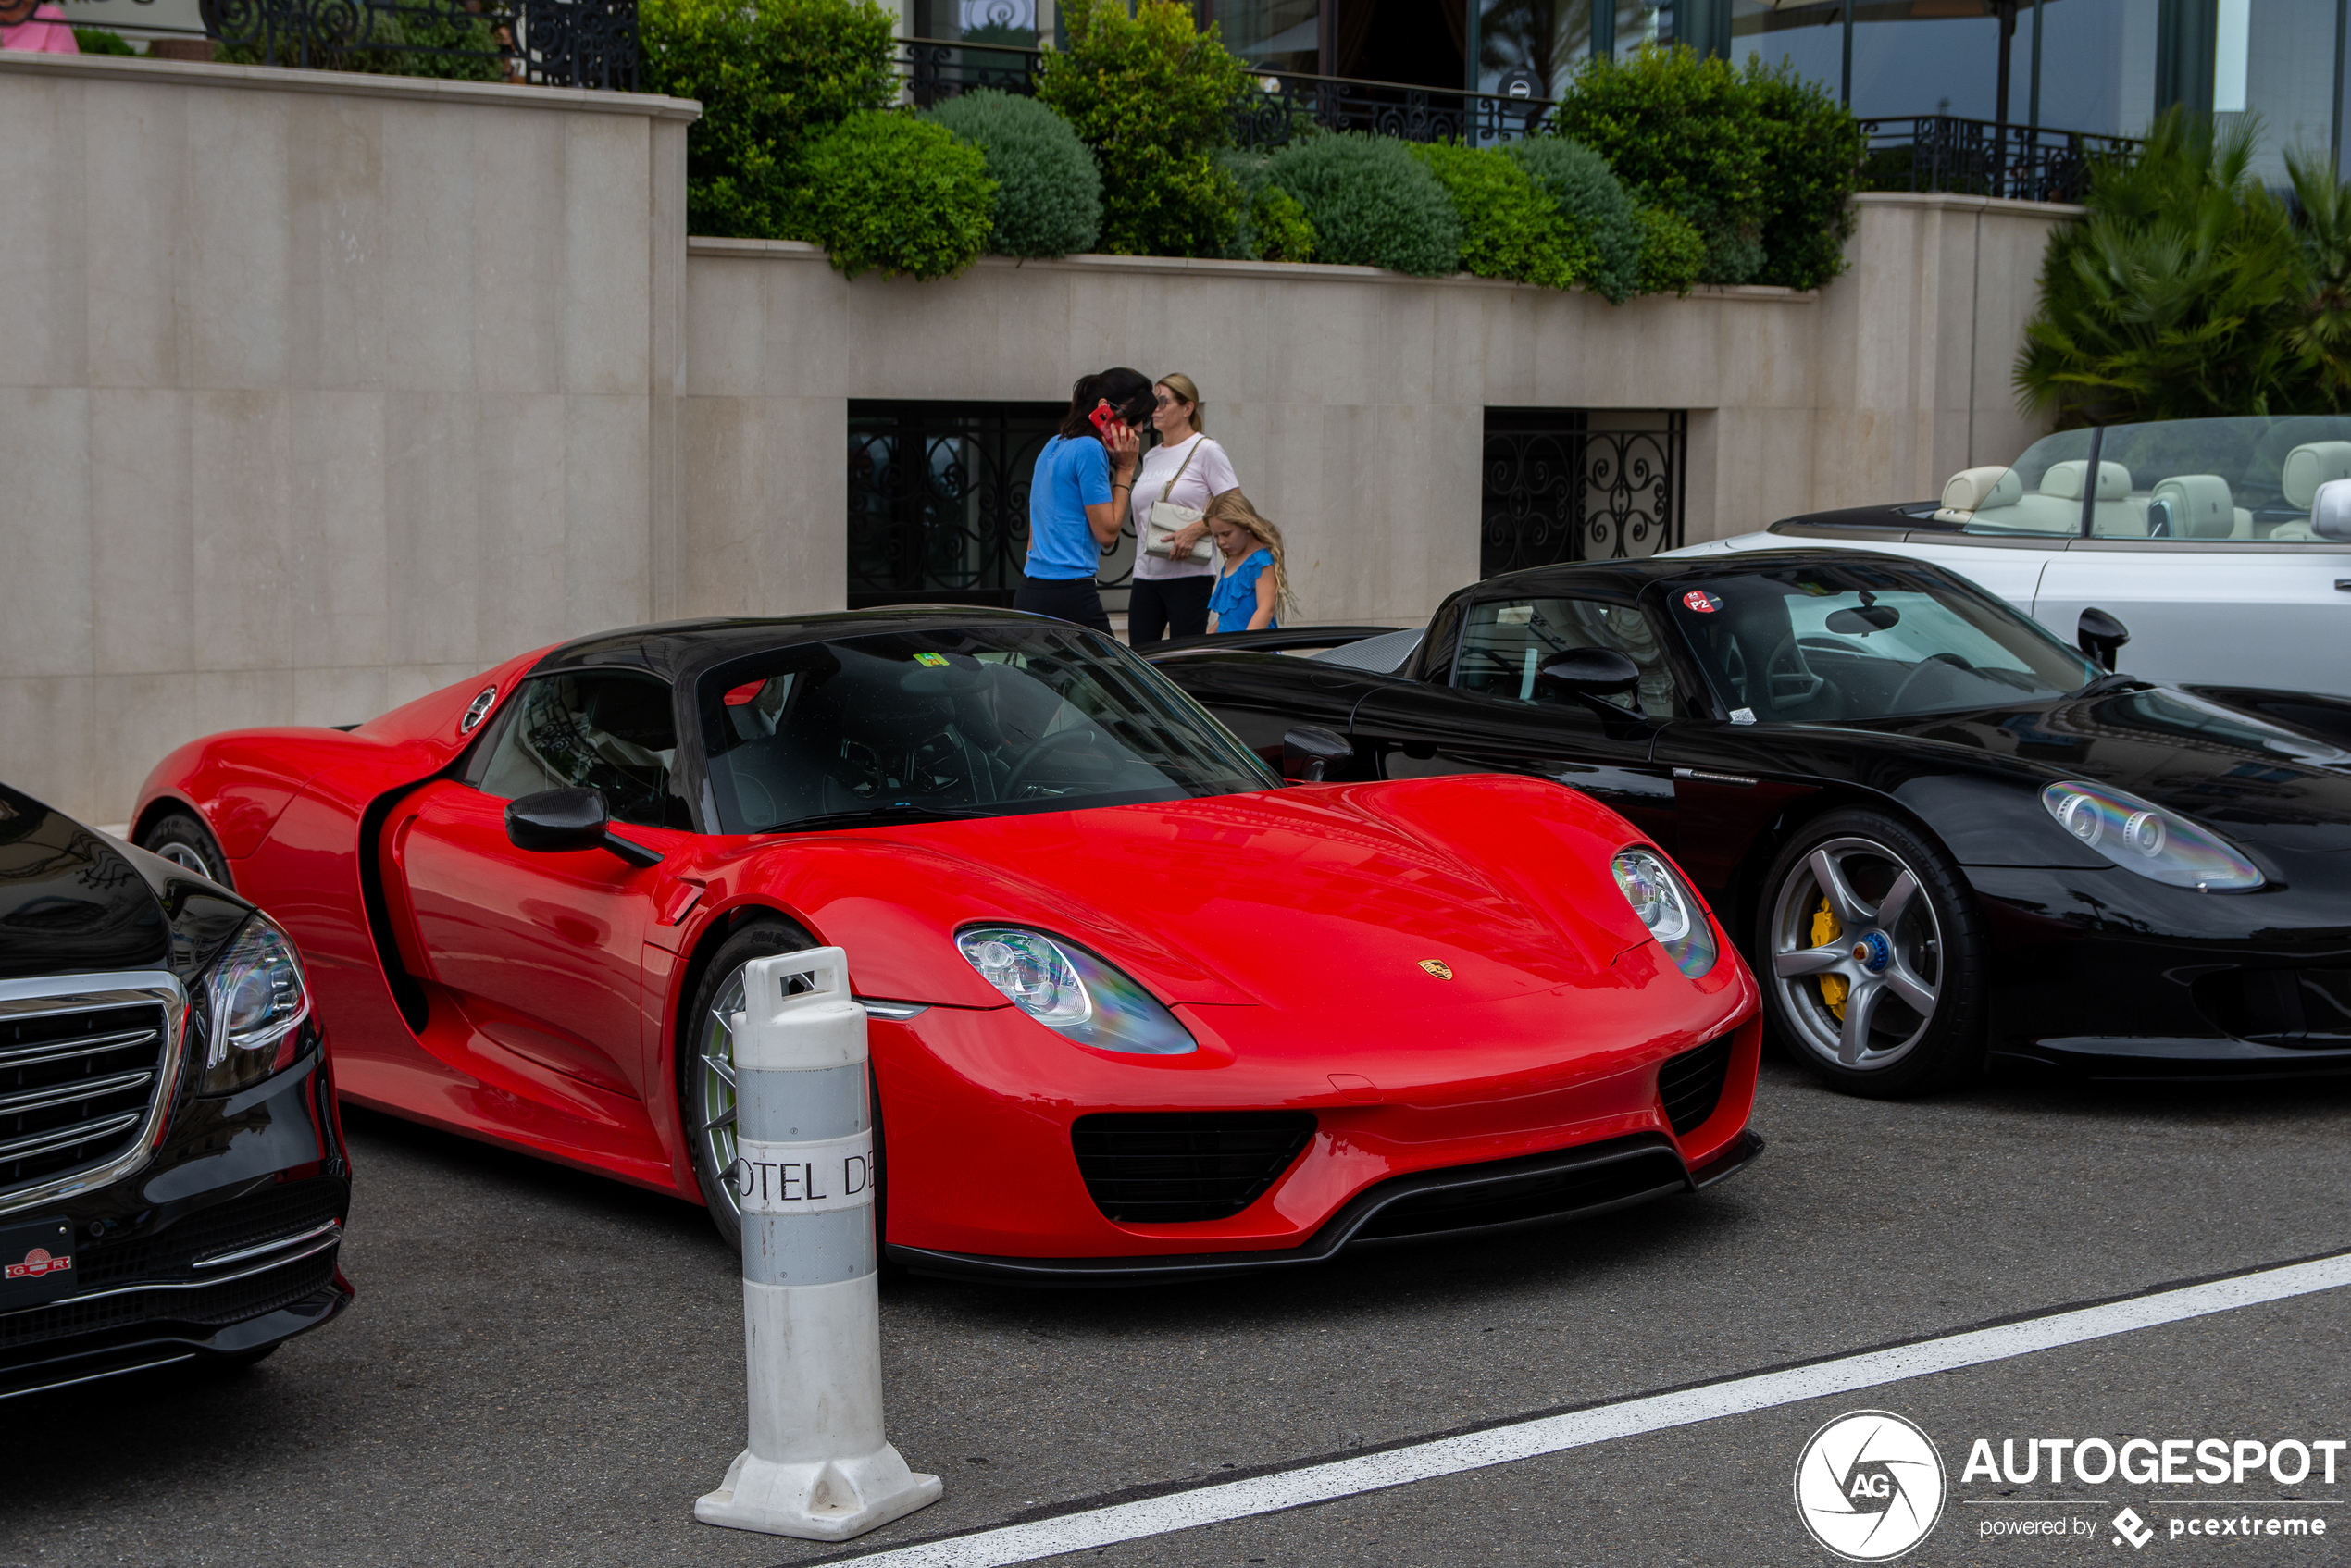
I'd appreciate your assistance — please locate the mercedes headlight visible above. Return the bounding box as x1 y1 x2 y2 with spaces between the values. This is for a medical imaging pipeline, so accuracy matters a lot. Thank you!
198 915 314 1094
2040 781 2264 890
956 927 1197 1055
1611 847 1719 978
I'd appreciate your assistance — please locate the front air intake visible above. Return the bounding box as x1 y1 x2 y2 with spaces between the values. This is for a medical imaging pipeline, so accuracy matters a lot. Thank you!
1071 1112 1316 1224
1658 1033 1735 1136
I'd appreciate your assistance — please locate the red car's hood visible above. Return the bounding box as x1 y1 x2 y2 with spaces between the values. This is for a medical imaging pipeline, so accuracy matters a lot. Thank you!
707 776 1669 1017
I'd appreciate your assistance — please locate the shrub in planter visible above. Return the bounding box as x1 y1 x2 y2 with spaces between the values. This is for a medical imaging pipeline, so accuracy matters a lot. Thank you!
1266 132 1462 276
71 26 135 54
640 0 897 240
1743 56 1863 291
1548 44 1766 286
799 111 997 281
1218 149 1317 262
1634 205 1707 295
1037 0 1250 257
923 90 1102 257
1411 142 1590 289
1505 136 1642 304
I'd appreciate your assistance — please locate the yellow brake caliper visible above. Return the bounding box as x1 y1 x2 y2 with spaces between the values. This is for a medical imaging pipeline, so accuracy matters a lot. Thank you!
1811 898 1847 1020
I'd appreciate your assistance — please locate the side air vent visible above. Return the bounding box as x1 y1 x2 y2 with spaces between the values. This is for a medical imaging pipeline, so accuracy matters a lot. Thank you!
1658 1033 1735 1136
1071 1112 1316 1224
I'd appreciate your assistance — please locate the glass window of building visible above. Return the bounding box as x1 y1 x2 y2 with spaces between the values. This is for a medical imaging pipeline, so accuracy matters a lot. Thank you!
914 0 1038 46
1218 0 1324 72
2219 0 2338 183
1474 0 1669 96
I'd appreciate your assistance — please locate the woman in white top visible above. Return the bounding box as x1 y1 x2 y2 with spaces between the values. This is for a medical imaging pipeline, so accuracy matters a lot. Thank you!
1126 373 1239 647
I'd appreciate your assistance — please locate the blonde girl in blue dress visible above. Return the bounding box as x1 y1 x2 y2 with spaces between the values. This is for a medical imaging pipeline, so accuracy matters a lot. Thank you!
1204 492 1297 634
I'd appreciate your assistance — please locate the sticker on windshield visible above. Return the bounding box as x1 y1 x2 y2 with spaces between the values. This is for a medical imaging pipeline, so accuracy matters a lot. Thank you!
1682 591 1722 614
912 653 950 667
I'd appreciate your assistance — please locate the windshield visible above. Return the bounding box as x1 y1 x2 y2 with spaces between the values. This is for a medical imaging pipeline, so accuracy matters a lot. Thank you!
1938 416 2351 541
1667 562 2097 723
699 624 1279 834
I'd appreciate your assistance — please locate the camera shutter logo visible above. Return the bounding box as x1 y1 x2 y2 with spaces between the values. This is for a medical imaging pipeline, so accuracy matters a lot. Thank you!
1793 1410 1947 1561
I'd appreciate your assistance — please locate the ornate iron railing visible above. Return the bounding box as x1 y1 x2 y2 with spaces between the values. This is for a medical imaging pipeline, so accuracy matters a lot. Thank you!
848 401 1138 609
1480 411 1686 577
899 38 1553 148
1858 116 2136 205
63 0 636 89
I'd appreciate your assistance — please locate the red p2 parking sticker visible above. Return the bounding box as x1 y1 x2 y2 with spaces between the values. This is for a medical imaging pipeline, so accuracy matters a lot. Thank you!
1683 591 1722 614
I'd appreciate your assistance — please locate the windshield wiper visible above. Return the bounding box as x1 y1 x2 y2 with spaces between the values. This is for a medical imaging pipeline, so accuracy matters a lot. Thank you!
2071 671 2152 700
765 803 989 833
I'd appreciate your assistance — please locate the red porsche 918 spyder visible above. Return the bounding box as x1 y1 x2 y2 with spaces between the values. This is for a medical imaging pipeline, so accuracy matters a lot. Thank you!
132 610 1761 1281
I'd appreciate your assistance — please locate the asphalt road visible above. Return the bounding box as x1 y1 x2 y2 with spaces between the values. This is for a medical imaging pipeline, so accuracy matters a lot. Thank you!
6 1052 2350 1568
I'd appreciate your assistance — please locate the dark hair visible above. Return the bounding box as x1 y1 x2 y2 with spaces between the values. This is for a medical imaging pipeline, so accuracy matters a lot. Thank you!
1058 367 1155 441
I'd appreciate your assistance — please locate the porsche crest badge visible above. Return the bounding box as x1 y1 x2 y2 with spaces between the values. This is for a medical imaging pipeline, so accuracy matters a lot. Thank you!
1418 959 1454 980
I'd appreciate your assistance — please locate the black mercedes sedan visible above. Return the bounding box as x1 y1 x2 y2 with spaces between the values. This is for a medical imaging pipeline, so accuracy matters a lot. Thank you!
1 782 349 1400
1150 551 2351 1096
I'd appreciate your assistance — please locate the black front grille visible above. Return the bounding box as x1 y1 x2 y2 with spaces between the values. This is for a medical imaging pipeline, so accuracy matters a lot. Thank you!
76 1179 345 1290
0 1002 168 1193
1658 1034 1735 1136
1072 1112 1316 1224
1353 1140 1689 1241
0 1251 339 1354
2194 968 2351 1047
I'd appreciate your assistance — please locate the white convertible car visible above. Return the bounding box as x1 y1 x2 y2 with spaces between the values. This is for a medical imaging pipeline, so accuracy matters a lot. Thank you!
1671 415 2351 701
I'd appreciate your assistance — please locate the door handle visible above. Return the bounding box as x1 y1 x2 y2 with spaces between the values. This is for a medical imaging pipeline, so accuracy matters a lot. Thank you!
2336 580 2351 592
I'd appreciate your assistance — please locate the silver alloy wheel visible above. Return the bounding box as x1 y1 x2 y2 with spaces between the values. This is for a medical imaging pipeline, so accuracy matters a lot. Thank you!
1767 835 1943 1071
692 967 747 1232
154 843 210 876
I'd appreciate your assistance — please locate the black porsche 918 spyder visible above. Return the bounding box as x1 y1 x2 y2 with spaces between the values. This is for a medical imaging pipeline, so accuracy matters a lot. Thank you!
1149 551 2351 1096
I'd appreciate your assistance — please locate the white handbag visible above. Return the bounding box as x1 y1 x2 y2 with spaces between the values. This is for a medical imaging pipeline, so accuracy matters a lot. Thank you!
1143 439 1214 562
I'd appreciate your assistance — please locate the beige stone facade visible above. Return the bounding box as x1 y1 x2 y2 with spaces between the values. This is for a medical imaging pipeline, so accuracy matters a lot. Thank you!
0 51 2071 824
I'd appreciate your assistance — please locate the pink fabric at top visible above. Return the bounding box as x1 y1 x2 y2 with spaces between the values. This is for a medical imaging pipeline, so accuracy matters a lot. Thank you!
1 5 81 51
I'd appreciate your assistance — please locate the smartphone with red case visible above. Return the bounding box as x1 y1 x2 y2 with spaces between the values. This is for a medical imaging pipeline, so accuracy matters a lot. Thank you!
1088 401 1124 437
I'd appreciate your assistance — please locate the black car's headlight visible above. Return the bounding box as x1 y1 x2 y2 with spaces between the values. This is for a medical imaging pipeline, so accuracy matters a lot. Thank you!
2040 781 2265 891
197 915 314 1094
956 927 1197 1056
1611 847 1719 979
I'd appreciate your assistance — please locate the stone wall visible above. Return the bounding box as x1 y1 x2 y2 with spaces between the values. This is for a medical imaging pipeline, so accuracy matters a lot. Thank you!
0 51 693 824
0 51 2071 823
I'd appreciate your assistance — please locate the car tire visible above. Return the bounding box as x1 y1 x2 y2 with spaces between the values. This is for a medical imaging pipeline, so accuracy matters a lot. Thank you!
139 810 233 889
681 916 898 1256
1756 808 1986 1098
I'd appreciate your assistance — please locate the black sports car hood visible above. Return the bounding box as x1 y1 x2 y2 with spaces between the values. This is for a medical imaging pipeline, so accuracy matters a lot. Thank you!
0 785 250 982
1861 684 2351 854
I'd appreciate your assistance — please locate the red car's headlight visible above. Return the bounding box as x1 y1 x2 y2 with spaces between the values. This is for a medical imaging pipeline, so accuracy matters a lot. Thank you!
956 927 1197 1055
1611 848 1719 979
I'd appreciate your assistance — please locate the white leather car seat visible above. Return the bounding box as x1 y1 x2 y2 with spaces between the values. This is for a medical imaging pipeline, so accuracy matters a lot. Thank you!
2039 458 2135 535
1935 465 2024 524
2147 474 2242 539
2274 442 2351 539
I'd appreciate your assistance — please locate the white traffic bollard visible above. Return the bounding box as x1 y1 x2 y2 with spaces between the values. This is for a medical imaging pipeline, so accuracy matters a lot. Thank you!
694 947 942 1541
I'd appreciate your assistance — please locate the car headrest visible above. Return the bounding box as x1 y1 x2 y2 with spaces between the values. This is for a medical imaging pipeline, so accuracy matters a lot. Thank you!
2282 442 2351 509
1940 466 2022 513
2038 459 2131 501
2150 474 2234 539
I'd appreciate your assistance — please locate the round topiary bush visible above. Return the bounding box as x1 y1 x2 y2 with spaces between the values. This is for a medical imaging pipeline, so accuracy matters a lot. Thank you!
1266 133 1462 277
1505 137 1643 304
1217 149 1318 262
1634 205 1708 295
798 111 998 280
1411 141 1591 290
922 89 1103 258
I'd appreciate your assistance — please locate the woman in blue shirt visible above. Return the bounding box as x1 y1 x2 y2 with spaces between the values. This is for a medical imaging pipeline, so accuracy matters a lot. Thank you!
1014 367 1152 636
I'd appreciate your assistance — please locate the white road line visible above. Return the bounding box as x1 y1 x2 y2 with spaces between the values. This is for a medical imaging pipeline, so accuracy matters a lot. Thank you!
836 1251 2351 1568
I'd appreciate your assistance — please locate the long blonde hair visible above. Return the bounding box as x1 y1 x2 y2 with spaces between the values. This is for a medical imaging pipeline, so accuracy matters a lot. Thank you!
1204 490 1299 619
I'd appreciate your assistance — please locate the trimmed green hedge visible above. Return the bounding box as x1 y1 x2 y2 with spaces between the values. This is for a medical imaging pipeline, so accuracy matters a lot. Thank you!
923 89 1102 258
1504 137 1642 302
641 0 897 241
1412 142 1591 289
1634 205 1708 295
800 112 997 280
1267 133 1462 276
1038 0 1250 258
